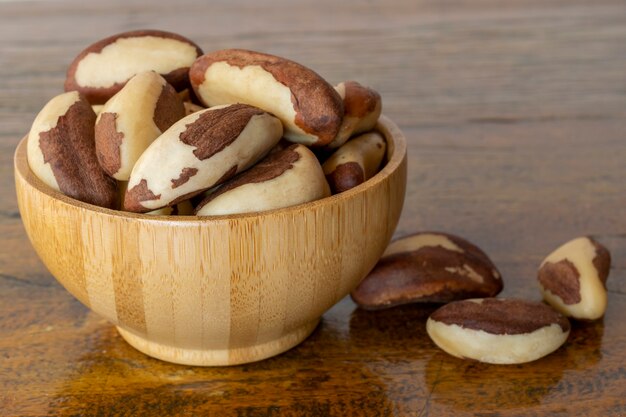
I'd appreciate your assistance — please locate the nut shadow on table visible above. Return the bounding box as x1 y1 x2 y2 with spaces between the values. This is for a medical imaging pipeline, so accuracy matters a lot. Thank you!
347 272 609 416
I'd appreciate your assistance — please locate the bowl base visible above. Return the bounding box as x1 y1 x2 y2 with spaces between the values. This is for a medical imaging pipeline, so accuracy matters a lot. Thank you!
116 319 320 366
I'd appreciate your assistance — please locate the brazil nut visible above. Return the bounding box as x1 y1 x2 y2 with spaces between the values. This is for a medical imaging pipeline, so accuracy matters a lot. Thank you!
189 49 343 146
27 91 117 208
327 81 382 149
124 103 283 212
195 144 330 216
351 232 503 309
117 180 193 215
538 236 611 320
65 30 203 104
323 131 386 194
95 71 185 181
427 298 571 364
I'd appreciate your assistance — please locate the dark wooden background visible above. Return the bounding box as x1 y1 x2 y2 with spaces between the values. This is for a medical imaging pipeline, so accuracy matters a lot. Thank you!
1 0 626 415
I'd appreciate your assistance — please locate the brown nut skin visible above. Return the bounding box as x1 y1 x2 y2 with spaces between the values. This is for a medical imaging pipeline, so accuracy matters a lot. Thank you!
189 49 343 146
27 91 118 208
427 298 571 364
326 81 382 149
538 236 611 320
65 30 203 104
351 232 502 310
323 131 386 194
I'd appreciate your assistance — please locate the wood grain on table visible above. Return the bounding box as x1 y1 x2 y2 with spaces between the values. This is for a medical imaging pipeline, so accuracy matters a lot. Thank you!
1 0 625 415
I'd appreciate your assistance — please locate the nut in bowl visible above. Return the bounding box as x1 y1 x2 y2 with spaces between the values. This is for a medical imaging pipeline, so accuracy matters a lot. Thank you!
17 31 407 365
14 116 406 366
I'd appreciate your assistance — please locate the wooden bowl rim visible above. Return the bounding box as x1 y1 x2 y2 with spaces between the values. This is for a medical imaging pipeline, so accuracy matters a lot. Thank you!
14 115 407 223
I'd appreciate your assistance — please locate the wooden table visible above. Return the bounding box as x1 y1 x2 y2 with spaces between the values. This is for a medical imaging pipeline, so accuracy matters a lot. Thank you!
2 0 625 415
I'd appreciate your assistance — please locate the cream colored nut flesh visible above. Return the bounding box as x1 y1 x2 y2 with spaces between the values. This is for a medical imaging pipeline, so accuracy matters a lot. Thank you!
427 298 570 364
65 30 203 104
323 131 386 194
95 71 185 181
351 232 503 309
124 103 283 213
384 233 465 257
196 144 330 216
327 81 382 149
27 91 117 209
538 236 611 320
189 49 343 146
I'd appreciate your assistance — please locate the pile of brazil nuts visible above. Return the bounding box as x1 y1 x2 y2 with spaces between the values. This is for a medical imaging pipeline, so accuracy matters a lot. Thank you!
352 232 612 364
27 30 386 215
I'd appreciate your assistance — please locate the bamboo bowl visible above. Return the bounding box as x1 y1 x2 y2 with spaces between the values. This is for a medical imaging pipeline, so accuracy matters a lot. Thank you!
14 116 407 366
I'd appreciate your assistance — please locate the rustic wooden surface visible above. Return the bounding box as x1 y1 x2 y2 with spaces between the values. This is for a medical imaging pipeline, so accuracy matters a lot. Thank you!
1 0 625 415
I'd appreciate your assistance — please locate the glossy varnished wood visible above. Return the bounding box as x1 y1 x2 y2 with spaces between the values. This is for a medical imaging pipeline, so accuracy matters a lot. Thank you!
1 0 626 415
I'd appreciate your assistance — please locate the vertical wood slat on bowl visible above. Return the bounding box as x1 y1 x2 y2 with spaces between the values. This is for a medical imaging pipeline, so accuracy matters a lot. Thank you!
14 116 407 366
